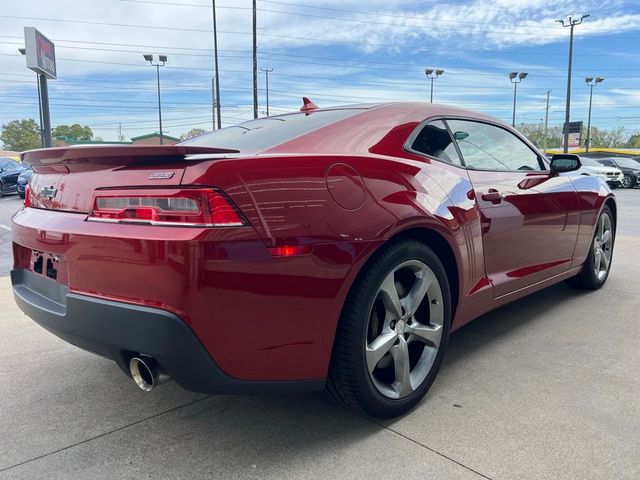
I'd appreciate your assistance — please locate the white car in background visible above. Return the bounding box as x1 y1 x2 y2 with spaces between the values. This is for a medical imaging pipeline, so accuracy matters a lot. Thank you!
572 156 624 189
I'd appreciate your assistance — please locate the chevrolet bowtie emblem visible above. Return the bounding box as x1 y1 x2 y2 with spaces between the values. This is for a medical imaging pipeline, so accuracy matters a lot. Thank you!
40 186 58 200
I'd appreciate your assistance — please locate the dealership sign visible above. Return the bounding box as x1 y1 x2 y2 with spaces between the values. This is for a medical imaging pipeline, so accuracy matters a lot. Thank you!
24 27 56 79
563 121 583 148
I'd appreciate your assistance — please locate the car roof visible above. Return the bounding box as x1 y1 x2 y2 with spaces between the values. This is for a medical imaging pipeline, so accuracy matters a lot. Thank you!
264 102 507 155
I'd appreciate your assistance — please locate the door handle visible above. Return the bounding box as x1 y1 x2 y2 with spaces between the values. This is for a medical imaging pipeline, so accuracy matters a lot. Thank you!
481 189 503 204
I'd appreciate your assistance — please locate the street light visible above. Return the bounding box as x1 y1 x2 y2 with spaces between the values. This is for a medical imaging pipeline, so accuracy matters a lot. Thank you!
425 68 444 103
509 72 528 127
143 54 167 145
585 76 604 152
557 14 590 153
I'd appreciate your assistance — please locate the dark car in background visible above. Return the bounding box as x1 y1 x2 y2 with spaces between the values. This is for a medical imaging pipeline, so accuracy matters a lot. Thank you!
596 157 640 188
0 157 27 197
16 167 33 199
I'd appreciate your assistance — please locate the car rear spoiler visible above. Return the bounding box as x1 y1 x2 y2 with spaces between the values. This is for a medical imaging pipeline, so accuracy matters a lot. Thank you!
21 145 240 167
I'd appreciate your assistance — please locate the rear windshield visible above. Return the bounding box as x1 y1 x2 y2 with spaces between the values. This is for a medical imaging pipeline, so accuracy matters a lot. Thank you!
0 158 21 170
180 109 364 152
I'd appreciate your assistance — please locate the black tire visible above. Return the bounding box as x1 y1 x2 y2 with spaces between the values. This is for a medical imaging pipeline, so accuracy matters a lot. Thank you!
18 192 25 199
621 175 633 189
326 239 452 418
567 205 615 290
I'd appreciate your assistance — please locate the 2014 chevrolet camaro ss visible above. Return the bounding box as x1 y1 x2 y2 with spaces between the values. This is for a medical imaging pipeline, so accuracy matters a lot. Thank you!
11 102 616 418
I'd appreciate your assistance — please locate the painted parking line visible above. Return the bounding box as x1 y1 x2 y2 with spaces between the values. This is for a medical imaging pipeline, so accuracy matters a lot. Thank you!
0 224 11 231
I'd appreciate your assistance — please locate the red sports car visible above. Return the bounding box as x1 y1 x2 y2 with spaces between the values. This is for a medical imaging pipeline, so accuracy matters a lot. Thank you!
12 102 615 418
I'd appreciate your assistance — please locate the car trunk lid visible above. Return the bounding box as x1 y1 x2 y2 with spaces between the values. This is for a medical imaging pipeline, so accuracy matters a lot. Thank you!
22 145 239 213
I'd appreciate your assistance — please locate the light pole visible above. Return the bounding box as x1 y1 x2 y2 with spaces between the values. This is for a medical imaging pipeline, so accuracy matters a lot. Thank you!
509 72 527 128
260 68 273 116
143 54 167 145
557 14 589 153
585 76 604 152
425 68 444 103
211 0 221 130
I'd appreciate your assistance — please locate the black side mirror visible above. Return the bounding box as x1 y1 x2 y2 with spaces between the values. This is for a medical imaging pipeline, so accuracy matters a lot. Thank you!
550 154 581 174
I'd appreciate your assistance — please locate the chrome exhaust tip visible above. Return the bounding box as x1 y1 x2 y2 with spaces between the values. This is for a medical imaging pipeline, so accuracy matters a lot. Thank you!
129 357 169 392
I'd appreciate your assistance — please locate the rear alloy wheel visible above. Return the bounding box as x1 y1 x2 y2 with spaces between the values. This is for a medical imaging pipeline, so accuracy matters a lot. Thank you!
326 240 451 418
621 174 634 189
568 205 615 290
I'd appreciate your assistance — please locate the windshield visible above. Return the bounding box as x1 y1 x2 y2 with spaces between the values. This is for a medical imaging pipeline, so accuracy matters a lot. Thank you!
612 157 640 168
180 109 365 152
580 157 602 167
0 158 21 171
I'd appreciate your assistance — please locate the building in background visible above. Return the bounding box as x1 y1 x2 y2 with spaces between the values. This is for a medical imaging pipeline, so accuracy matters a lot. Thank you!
52 132 180 147
130 133 179 145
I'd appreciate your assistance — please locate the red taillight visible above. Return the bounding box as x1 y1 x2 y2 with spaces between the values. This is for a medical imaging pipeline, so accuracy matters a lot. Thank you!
89 188 245 227
24 185 31 208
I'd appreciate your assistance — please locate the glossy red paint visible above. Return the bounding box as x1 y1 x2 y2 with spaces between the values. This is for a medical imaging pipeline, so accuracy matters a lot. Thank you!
13 103 615 384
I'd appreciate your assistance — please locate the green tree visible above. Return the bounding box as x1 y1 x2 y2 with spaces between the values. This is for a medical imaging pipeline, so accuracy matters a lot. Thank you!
516 123 563 150
626 133 640 148
180 128 207 140
588 127 626 148
0 119 41 151
51 124 93 142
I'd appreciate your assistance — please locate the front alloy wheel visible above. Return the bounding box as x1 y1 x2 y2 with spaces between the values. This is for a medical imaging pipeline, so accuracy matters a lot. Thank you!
621 174 633 188
326 240 451 418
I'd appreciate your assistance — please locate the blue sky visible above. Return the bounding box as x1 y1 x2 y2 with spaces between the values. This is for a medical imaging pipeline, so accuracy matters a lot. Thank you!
1 0 640 142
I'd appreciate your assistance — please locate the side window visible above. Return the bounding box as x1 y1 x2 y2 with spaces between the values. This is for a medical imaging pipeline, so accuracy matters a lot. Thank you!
410 120 462 166
600 159 615 167
446 120 543 171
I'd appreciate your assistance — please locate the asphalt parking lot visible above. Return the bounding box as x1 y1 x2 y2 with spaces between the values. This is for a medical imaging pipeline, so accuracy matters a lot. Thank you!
0 191 638 479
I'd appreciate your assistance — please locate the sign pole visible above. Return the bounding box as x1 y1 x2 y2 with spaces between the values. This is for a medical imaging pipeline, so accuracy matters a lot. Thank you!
38 74 52 147
36 73 45 147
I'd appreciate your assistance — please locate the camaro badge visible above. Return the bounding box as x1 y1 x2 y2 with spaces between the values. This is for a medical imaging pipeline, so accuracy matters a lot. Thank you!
148 172 175 180
40 186 58 200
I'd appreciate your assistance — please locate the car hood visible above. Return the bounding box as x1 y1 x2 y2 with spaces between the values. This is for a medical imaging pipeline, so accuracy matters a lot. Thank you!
580 165 621 174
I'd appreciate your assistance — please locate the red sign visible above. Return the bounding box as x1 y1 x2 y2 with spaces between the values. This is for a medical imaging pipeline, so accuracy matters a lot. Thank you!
24 27 56 79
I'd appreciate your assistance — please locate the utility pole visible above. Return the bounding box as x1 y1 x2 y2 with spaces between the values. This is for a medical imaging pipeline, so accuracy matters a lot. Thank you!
260 68 273 116
425 68 444 103
557 14 589 153
585 77 604 152
118 122 123 142
252 0 258 119
509 72 527 128
211 0 221 129
543 90 550 153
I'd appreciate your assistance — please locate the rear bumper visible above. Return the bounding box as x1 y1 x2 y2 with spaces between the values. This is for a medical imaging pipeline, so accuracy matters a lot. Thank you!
11 268 324 394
